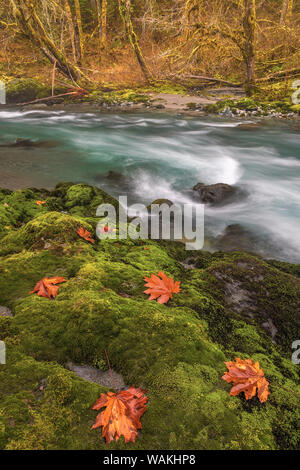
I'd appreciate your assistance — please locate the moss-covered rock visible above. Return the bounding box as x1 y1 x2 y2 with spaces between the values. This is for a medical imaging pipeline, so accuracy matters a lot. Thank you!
6 79 50 104
0 183 299 450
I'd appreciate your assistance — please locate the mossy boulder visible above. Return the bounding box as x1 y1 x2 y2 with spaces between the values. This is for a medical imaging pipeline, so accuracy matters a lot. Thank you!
6 79 50 104
0 183 299 450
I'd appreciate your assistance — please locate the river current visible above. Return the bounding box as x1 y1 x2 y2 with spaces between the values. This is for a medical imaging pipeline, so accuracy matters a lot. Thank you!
0 109 299 262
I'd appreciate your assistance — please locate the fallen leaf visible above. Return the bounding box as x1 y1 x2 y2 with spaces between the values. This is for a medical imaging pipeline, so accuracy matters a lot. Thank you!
30 277 67 300
144 271 181 304
77 227 95 244
222 357 270 403
92 386 148 444
36 200 46 206
99 225 115 234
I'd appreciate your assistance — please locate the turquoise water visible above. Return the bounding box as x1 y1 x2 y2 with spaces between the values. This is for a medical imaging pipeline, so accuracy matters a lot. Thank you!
0 109 299 262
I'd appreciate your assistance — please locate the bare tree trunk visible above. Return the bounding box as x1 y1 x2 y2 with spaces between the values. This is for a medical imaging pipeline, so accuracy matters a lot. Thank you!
96 0 107 47
74 0 84 62
280 0 293 25
10 0 82 82
118 0 152 81
101 0 107 46
64 0 77 62
95 0 102 45
243 0 256 96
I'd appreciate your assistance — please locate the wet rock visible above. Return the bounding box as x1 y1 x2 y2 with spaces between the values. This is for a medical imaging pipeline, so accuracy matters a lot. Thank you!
147 199 174 209
0 138 59 149
94 170 134 194
24 104 48 110
103 170 124 182
213 270 257 317
262 318 278 343
6 78 49 104
192 182 237 205
214 224 257 253
66 362 126 391
0 306 13 317
238 122 262 130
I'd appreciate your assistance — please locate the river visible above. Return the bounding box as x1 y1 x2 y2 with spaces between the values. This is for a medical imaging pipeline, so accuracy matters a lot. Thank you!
0 109 299 262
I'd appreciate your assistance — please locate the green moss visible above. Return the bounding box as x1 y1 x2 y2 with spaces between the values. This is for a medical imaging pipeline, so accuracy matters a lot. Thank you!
6 78 50 104
0 183 299 450
99 88 150 105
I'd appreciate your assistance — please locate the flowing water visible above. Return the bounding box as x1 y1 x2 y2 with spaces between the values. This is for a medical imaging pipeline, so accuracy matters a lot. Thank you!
0 109 299 262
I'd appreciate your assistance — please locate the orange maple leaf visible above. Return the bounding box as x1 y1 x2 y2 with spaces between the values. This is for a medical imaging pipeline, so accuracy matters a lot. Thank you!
222 357 270 403
144 271 181 304
30 277 67 300
91 386 148 444
36 200 46 206
77 227 95 244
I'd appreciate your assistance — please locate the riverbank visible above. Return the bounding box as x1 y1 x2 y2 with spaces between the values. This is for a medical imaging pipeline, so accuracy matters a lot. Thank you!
2 78 300 120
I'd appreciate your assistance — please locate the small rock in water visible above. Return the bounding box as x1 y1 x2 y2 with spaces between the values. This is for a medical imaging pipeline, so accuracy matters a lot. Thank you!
238 122 262 130
192 182 237 206
25 104 48 110
214 224 257 253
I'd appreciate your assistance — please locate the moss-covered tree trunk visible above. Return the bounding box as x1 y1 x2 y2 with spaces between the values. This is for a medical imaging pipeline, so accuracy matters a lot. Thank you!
95 0 107 48
242 0 256 96
280 0 293 25
10 0 83 82
118 0 152 82
64 0 77 62
74 0 84 63
101 0 107 46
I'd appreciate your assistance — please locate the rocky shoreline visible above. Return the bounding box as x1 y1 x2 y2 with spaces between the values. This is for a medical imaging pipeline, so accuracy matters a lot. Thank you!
1 78 299 120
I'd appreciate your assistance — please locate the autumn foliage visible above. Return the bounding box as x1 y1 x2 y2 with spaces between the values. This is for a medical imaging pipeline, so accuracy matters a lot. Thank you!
144 271 181 304
77 227 95 244
30 277 67 300
91 387 148 444
222 358 270 403
98 225 115 234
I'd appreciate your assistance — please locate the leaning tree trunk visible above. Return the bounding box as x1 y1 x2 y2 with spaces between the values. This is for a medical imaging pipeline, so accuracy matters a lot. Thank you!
118 0 152 81
10 0 82 82
242 0 256 96
280 0 293 25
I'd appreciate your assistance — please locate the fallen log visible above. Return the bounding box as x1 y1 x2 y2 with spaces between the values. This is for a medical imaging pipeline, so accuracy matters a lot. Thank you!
183 75 242 87
256 68 300 82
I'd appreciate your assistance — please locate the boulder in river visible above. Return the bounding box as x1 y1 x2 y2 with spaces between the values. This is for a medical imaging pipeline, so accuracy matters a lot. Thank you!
238 122 262 130
148 199 174 208
213 224 257 253
0 138 59 149
193 182 237 205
